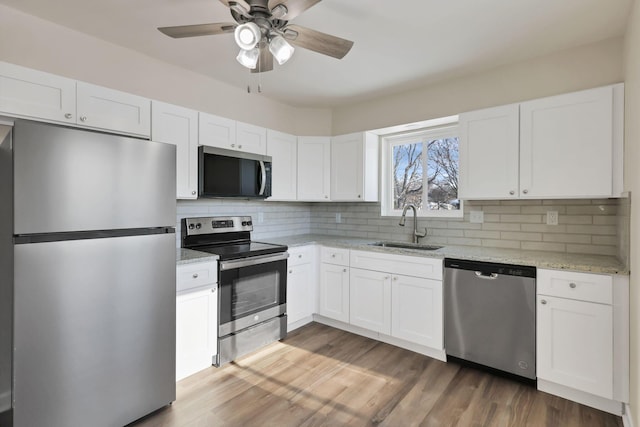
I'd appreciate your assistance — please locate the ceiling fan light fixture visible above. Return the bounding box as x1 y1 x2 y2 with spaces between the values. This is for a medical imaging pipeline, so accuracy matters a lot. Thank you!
236 47 260 69
269 35 295 65
271 4 288 19
234 22 261 50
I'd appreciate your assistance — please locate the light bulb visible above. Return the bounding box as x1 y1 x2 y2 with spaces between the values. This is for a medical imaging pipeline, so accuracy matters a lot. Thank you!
236 48 259 69
234 23 261 50
269 35 295 65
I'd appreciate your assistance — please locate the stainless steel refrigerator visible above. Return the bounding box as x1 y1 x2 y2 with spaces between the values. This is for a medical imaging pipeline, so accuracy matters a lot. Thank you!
1 119 177 427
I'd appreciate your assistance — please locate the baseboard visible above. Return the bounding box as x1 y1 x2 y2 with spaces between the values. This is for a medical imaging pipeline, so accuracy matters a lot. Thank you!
312 314 446 362
537 379 624 416
287 315 313 333
623 403 635 427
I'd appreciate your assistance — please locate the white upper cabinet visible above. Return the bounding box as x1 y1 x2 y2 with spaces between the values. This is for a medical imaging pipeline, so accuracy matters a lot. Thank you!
266 129 297 201
0 61 151 137
76 82 151 137
198 112 236 150
519 86 617 199
151 101 199 199
331 132 379 201
459 84 624 199
297 136 331 201
458 104 520 199
198 113 266 155
236 121 267 155
0 61 76 124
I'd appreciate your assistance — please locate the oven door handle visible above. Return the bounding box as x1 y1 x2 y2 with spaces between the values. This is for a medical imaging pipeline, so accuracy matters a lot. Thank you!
220 252 289 271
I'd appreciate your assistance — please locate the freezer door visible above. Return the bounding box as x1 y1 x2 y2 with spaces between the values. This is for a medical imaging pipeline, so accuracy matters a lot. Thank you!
13 120 176 234
0 125 12 421
14 233 176 427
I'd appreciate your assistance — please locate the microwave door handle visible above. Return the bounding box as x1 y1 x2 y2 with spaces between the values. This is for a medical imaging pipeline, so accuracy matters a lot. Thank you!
258 160 267 196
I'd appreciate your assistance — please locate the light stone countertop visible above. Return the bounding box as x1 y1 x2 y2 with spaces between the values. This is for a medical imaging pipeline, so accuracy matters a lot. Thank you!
264 234 628 275
176 248 218 265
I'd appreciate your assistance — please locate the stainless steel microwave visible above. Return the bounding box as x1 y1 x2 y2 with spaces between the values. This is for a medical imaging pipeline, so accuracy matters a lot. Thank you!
198 146 272 199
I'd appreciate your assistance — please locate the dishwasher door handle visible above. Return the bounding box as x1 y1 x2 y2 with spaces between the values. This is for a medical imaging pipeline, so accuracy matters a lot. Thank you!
475 271 498 280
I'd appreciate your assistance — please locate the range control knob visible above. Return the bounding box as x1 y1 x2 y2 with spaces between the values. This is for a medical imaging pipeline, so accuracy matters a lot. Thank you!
195 223 202 229
246 221 252 226
242 221 248 226
188 223 195 230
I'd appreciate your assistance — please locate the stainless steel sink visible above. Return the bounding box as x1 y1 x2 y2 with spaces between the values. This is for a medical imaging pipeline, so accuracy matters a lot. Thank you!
368 242 443 251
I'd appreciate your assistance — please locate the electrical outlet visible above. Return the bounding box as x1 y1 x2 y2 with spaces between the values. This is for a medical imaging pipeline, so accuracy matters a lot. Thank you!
257 212 264 224
546 211 558 226
335 213 342 223
470 210 484 224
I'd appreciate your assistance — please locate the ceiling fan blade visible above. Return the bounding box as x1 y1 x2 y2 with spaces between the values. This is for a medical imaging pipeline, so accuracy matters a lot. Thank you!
252 46 274 73
158 23 236 38
268 0 322 20
284 24 353 59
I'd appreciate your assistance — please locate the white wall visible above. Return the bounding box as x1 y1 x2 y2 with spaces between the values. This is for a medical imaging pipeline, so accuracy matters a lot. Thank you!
332 37 624 135
0 4 332 136
623 0 640 423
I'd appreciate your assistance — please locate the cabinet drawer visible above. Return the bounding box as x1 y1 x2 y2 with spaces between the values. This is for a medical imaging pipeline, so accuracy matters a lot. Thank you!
320 246 349 266
537 269 612 304
350 250 443 280
288 245 314 267
177 261 217 293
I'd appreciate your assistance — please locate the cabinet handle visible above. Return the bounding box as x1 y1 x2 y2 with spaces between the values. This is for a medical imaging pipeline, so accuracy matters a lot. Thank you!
192 273 199 278
231 143 236 148
331 254 336 258
298 254 302 258
569 283 577 289
343 268 347 273
64 113 73 119
522 189 529 194
289 270 293 274
358 195 361 198
509 190 515 195
79 116 87 122
192 191 196 195
325 195 329 199
238 145 243 149
393 277 398 281
384 276 389 280
541 299 547 305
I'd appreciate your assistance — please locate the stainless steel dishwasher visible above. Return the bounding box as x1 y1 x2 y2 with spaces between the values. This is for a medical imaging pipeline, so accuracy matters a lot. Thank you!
444 258 536 381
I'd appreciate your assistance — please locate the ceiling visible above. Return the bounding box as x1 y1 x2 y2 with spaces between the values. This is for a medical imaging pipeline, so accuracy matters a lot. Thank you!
0 0 633 108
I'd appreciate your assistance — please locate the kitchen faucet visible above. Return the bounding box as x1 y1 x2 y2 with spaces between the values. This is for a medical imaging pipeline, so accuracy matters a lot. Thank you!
399 204 427 244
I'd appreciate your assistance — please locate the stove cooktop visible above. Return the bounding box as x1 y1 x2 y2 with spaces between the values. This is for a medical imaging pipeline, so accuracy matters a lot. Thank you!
193 241 287 260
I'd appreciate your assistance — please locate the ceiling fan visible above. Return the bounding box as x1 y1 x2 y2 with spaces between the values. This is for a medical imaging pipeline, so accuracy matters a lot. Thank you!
158 0 354 73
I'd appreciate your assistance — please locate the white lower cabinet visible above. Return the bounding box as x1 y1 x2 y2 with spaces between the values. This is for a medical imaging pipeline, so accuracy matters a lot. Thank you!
176 287 217 381
536 268 629 411
349 268 391 334
319 248 350 323
286 245 316 330
175 260 218 381
391 274 443 349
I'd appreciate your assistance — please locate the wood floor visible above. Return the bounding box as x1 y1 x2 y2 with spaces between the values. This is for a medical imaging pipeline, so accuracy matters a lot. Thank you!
132 322 623 427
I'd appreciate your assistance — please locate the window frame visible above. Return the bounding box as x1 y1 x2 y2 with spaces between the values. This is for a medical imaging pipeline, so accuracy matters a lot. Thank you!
380 123 463 218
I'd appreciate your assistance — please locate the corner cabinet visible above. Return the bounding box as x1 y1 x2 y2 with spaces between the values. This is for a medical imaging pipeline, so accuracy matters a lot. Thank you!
0 61 151 137
536 269 629 413
297 136 331 201
267 130 298 201
459 84 624 200
330 132 379 201
151 101 198 199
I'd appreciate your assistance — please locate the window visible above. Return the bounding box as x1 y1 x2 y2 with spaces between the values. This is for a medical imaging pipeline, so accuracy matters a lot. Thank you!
380 121 462 217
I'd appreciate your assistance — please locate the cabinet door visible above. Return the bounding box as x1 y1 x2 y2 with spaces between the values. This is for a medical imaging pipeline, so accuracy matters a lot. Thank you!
297 136 331 201
199 112 236 150
458 104 520 199
349 268 391 334
287 262 314 326
537 295 613 398
331 133 363 201
0 61 76 124
152 101 198 199
267 130 297 200
76 82 151 137
319 263 349 322
392 275 443 349
520 86 614 198
176 287 217 381
236 121 267 155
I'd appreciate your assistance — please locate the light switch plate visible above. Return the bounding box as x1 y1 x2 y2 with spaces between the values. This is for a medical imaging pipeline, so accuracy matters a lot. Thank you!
470 211 484 224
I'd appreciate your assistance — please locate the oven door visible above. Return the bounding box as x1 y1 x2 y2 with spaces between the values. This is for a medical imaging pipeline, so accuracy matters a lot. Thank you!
218 252 287 336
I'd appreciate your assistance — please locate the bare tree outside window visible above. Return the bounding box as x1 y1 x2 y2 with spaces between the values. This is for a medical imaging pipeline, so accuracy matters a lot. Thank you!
392 137 460 211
